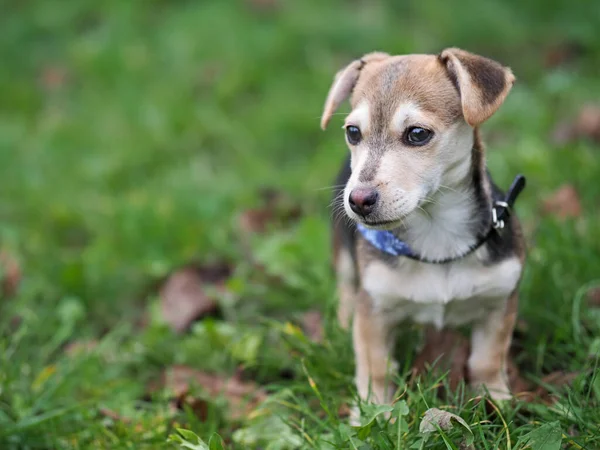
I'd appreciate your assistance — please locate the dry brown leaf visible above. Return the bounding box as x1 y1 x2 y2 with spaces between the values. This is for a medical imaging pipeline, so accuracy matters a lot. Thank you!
337 402 351 418
419 408 475 450
543 42 584 68
539 371 579 390
573 105 600 142
162 365 267 421
9 316 22 331
238 189 302 236
515 371 580 405
40 65 69 90
586 287 600 308
0 250 21 298
552 104 600 144
420 407 470 432
238 208 276 234
301 310 324 343
542 184 582 220
159 263 231 333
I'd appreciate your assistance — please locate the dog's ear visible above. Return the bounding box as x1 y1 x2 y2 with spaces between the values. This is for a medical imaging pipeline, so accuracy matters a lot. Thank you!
439 48 515 127
320 52 389 130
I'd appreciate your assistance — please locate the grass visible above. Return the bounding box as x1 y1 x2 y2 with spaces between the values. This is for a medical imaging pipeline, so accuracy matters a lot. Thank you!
1 0 600 448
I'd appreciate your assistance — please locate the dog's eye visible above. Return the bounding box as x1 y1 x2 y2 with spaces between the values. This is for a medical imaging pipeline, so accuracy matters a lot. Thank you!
345 125 362 145
405 127 433 146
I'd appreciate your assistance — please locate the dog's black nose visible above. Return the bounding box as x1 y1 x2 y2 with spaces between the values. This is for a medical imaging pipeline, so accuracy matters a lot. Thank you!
349 188 379 216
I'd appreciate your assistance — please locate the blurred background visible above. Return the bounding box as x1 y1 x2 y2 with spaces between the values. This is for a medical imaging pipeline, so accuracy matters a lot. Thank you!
1 0 599 448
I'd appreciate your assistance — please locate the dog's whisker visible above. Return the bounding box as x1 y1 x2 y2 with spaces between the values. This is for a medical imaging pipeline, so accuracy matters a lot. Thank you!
416 205 432 220
438 183 460 192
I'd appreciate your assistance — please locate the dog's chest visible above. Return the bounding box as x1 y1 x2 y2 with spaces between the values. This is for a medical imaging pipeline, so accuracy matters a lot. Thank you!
361 254 522 328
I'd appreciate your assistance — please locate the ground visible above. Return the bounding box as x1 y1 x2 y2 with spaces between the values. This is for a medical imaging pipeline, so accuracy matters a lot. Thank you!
1 0 600 449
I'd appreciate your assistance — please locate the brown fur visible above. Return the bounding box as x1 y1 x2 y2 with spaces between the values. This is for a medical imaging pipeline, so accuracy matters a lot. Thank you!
439 48 515 126
350 55 463 128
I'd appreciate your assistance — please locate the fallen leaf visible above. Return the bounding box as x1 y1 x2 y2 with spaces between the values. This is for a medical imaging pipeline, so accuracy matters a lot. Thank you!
586 287 600 308
509 369 580 405
542 184 582 220
337 402 351 418
573 105 600 142
162 365 267 421
238 189 302 236
419 408 470 432
40 65 69 90
535 370 579 402
159 263 231 333
238 208 275 234
301 310 323 343
543 42 584 68
539 370 579 386
419 408 474 449
9 315 22 331
552 104 600 144
0 250 21 298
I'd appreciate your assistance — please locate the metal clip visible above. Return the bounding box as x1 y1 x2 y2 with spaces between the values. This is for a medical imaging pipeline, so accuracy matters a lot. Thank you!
492 201 510 229
492 207 503 229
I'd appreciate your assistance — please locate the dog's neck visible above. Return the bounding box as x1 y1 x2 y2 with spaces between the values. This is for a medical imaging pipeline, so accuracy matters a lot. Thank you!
395 129 492 261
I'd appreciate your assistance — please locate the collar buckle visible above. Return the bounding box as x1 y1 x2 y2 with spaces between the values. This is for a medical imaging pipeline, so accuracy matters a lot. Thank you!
492 200 510 229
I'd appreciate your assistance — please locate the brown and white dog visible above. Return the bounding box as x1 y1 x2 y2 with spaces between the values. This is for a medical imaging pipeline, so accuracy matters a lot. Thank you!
321 48 526 411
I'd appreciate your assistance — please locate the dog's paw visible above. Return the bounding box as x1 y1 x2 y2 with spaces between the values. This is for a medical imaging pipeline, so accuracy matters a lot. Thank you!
472 379 512 402
349 405 361 426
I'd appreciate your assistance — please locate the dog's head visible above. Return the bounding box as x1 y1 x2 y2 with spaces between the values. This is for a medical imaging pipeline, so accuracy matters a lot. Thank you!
321 48 515 229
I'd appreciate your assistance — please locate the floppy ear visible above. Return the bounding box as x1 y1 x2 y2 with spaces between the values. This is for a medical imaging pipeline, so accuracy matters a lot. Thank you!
320 52 389 130
439 48 515 126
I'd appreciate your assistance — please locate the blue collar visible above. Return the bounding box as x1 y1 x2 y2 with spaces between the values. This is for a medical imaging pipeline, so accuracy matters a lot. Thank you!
355 174 526 264
356 223 417 258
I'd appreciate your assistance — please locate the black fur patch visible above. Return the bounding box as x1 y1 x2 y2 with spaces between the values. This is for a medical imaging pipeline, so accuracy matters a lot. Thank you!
332 155 357 261
460 55 506 105
482 180 520 265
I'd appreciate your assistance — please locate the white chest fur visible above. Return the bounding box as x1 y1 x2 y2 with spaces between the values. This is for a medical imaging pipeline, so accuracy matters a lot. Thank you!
361 251 522 328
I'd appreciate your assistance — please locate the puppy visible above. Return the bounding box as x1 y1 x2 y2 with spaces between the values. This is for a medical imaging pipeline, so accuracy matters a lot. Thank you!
321 48 526 408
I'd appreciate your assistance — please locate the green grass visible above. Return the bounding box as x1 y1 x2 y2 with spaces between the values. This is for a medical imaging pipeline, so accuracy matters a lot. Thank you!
1 0 600 448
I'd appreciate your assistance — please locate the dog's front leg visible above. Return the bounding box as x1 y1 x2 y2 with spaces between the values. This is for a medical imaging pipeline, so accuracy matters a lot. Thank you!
468 291 518 400
353 290 397 404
